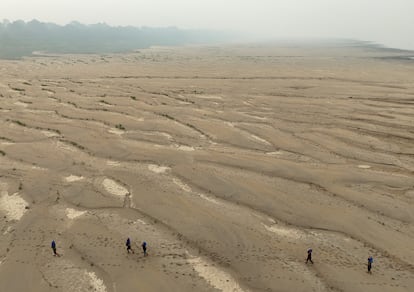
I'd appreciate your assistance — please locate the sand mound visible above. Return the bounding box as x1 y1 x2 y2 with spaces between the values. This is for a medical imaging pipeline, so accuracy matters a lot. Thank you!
106 160 121 166
102 178 129 197
0 142 14 146
249 134 271 145
193 94 223 100
64 175 84 182
148 164 170 174
65 208 87 219
358 165 371 169
197 193 220 205
262 223 304 239
266 151 283 155
173 178 192 192
187 256 246 292
108 128 124 135
13 101 28 107
0 191 28 221
175 145 195 151
41 130 60 138
135 219 148 225
31 165 47 171
56 141 77 152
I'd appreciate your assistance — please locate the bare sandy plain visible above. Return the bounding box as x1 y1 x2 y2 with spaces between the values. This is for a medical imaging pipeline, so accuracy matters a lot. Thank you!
0 43 414 292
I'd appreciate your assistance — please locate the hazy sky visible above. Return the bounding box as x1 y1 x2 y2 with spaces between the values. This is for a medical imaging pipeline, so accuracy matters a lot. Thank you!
1 0 414 49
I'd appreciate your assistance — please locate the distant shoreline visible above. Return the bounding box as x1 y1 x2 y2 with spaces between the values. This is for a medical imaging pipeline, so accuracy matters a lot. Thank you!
1 20 414 60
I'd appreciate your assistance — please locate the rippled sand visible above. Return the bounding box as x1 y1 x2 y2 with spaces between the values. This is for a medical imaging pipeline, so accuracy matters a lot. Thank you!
0 44 414 292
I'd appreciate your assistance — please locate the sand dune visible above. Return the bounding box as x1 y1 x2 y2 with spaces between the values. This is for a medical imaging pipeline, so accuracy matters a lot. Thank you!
0 44 413 292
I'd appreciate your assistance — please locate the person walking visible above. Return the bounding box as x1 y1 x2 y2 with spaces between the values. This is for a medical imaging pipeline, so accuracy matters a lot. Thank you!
126 238 134 254
367 256 373 274
306 248 313 264
51 240 58 256
142 241 147 256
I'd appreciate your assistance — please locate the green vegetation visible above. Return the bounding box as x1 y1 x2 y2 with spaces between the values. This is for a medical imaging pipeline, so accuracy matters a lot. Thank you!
115 124 126 130
0 136 13 142
0 150 5 156
67 101 78 107
11 87 25 92
160 113 175 121
64 140 86 150
12 120 26 127
0 19 233 59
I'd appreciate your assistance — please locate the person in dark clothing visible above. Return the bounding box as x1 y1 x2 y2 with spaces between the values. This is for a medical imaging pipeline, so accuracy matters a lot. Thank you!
51 240 58 256
126 238 134 254
306 248 313 264
142 241 147 256
367 256 373 273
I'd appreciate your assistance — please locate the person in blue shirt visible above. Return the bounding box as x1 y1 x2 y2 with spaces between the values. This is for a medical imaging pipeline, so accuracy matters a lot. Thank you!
367 256 373 273
126 238 134 254
51 240 58 256
142 241 147 256
306 248 313 264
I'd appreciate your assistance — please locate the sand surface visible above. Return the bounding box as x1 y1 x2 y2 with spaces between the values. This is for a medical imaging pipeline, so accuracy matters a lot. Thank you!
0 43 414 291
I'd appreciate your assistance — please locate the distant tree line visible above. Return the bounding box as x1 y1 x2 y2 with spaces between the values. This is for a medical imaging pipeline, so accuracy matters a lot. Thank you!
0 19 232 59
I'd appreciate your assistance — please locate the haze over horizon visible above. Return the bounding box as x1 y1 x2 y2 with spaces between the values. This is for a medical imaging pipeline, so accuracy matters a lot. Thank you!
1 0 414 50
